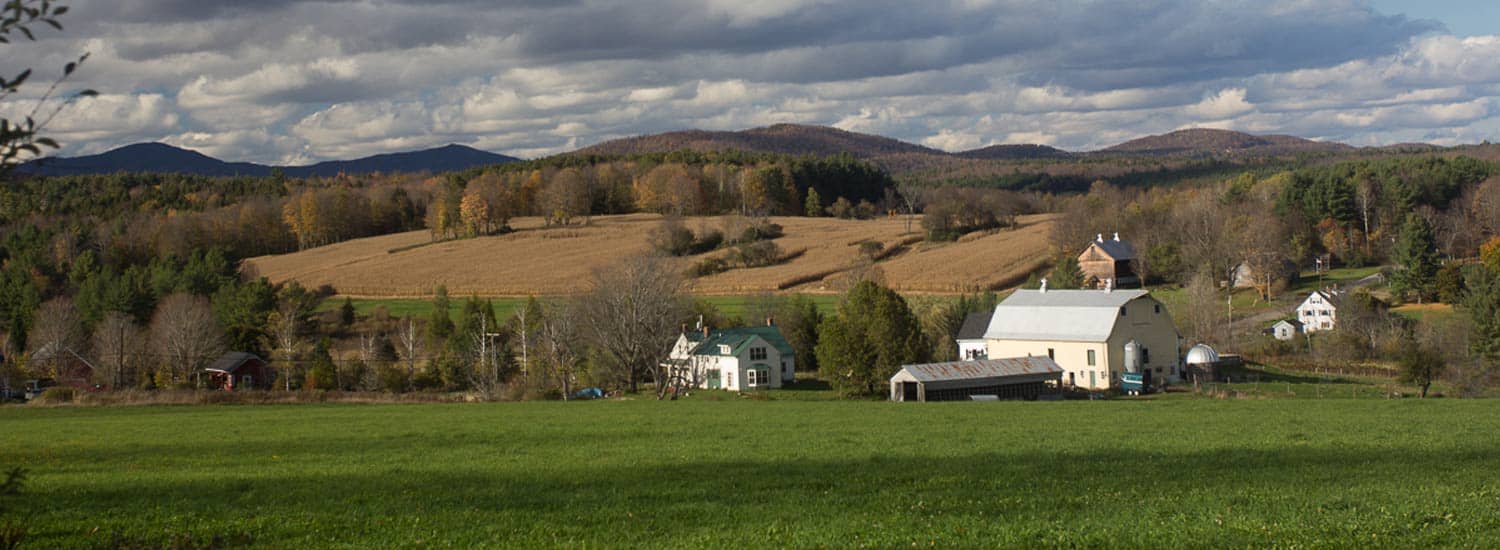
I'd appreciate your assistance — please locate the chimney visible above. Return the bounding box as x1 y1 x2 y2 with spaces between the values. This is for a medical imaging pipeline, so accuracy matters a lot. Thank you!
1113 232 1120 242
1096 233 1103 243
702 325 710 338
681 323 688 334
1105 278 1113 292
1040 277 1048 293
765 316 774 327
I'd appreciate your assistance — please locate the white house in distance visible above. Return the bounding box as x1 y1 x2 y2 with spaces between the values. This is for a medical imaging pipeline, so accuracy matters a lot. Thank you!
956 311 991 360
983 284 1182 390
664 325 795 391
1296 289 1340 332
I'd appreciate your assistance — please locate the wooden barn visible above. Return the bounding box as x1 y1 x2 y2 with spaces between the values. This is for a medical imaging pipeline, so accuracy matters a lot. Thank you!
30 343 99 391
205 352 272 391
890 356 1063 402
1078 233 1138 289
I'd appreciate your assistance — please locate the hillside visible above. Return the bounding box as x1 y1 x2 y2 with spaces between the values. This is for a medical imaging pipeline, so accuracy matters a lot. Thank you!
956 144 1074 160
242 213 1058 296
1100 128 1353 157
578 123 945 159
19 143 518 177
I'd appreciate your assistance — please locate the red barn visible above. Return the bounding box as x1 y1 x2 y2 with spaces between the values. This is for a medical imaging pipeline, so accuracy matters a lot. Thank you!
205 352 272 391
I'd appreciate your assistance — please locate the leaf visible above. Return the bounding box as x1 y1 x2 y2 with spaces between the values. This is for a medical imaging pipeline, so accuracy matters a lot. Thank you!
10 68 29 88
77 89 97 97
35 137 58 148
52 6 67 16
44 18 59 31
64 61 74 75
18 25 32 40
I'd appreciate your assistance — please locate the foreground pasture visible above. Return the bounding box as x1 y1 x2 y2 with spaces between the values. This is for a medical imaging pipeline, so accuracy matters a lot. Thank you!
3 400 1497 547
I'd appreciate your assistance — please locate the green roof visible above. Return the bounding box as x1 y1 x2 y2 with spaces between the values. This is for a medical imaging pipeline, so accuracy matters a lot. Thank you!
686 326 794 357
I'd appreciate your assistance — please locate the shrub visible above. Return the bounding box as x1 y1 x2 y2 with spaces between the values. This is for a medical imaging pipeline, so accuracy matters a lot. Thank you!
739 222 783 243
729 241 784 268
857 241 883 260
689 258 729 278
33 387 76 404
648 219 696 256
689 229 724 255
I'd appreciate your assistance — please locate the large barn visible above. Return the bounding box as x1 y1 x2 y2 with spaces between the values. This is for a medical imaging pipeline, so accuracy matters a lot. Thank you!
983 287 1182 390
890 356 1063 402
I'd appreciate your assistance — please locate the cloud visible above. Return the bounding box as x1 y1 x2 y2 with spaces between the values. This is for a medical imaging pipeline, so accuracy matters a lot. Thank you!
5 0 1489 163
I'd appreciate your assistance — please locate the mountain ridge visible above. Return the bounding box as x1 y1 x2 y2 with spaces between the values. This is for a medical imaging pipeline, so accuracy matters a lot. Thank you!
19 142 520 177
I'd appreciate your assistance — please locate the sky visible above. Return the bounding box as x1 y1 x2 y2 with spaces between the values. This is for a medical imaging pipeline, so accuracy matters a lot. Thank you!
3 0 1499 164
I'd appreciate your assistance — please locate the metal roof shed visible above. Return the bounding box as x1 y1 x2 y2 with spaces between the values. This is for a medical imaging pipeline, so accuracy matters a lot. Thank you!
890 356 1064 402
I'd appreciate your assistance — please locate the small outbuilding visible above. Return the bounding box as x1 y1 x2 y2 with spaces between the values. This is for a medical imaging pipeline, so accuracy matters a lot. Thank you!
1182 343 1222 383
1268 319 1303 341
205 352 272 391
890 356 1064 402
1078 233 1138 289
955 311 991 360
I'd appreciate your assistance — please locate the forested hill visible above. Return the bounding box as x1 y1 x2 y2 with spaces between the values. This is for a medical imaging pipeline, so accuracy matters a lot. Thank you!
578 123 946 158
18 143 519 177
1100 128 1353 157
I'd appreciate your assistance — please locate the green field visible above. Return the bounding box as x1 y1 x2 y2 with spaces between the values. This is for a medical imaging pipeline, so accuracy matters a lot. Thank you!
322 294 841 323
4 400 1498 547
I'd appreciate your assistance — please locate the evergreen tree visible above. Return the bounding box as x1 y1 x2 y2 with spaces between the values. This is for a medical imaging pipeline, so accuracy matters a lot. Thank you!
1463 266 1500 362
339 297 356 328
804 187 823 217
1391 213 1440 303
775 295 823 372
1048 255 1084 289
815 280 930 396
427 285 454 347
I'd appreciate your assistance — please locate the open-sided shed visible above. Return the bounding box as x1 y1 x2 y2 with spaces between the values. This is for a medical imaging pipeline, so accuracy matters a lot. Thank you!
890 356 1064 402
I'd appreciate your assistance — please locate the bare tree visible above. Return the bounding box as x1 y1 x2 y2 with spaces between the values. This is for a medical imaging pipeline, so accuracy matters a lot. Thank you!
264 289 316 391
895 182 926 234
464 309 508 400
394 314 422 389
1178 269 1222 346
149 293 225 387
27 297 87 373
538 301 584 399
91 311 144 389
577 255 687 398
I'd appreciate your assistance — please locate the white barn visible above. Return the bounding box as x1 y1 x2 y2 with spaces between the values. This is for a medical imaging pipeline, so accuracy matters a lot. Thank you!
1296 290 1340 332
983 287 1182 390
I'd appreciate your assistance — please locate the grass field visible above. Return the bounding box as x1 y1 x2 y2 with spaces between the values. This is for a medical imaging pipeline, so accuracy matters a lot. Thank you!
245 213 1057 297
4 400 1498 547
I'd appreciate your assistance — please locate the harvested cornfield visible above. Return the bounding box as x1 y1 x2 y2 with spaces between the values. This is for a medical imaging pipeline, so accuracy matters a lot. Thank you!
243 213 1057 297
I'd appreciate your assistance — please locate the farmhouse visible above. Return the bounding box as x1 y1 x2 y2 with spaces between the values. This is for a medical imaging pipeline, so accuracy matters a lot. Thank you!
890 356 1063 401
955 311 990 360
665 324 794 391
1296 289 1340 332
205 352 272 390
1078 232 1138 289
983 285 1181 390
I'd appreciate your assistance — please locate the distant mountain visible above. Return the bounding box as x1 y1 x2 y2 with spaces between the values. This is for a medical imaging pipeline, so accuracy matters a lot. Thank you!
19 143 518 177
957 144 1073 160
1099 128 1352 157
578 123 945 159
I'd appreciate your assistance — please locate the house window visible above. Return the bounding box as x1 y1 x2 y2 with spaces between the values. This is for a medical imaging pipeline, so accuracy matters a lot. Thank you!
1154 304 1160 314
1142 347 1151 365
1087 349 1096 366
1047 348 1055 360
727 371 735 387
747 369 759 386
750 347 767 361
1120 306 1127 316
241 375 253 387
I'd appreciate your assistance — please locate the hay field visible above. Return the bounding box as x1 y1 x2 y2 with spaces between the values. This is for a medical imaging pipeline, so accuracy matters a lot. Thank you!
244 214 1057 297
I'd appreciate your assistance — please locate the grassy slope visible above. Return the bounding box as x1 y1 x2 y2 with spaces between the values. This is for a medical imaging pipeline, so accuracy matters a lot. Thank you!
3 400 1498 547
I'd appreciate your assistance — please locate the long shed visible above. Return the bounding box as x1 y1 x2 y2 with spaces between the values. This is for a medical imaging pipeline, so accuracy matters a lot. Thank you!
890 356 1064 402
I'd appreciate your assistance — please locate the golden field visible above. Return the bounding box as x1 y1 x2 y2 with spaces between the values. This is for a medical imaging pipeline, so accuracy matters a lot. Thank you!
242 213 1057 297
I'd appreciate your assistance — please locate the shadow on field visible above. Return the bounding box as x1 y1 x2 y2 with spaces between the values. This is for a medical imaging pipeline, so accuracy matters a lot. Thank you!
38 437 1500 545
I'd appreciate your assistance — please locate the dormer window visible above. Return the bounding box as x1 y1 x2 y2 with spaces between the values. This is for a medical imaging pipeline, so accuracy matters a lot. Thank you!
718 344 731 354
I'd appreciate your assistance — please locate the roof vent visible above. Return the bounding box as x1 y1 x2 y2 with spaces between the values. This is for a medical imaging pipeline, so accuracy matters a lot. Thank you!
1113 232 1120 241
1040 277 1048 293
1096 233 1103 242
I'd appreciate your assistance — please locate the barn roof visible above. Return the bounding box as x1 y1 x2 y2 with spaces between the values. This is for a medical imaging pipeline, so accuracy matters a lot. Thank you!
1086 236 1135 261
983 289 1148 342
206 352 263 373
955 311 992 341
893 356 1063 383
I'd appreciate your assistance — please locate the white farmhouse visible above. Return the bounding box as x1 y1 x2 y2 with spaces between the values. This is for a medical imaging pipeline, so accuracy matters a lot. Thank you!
664 325 795 391
983 286 1182 390
1295 290 1340 332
